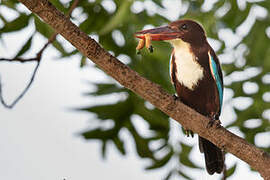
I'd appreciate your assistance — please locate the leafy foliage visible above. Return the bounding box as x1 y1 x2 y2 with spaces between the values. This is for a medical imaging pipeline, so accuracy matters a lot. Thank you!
1 0 270 179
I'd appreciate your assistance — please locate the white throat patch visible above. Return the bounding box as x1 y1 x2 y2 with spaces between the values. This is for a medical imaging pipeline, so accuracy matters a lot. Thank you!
168 39 204 90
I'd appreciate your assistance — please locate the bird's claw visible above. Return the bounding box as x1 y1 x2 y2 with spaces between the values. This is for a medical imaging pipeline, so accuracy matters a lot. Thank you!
221 145 226 152
148 45 154 53
172 94 178 100
207 118 221 128
185 129 194 138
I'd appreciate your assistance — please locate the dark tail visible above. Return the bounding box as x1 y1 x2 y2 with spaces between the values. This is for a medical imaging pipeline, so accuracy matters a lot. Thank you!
199 136 224 175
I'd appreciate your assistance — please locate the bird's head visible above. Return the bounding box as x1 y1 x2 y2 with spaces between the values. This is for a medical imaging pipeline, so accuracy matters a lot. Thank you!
135 19 206 47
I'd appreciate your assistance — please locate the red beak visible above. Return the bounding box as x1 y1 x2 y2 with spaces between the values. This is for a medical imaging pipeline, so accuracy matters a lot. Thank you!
134 26 179 41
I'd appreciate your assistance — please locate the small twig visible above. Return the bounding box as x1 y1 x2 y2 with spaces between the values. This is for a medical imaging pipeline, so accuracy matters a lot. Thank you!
0 61 40 108
0 0 79 108
67 0 79 17
0 57 38 62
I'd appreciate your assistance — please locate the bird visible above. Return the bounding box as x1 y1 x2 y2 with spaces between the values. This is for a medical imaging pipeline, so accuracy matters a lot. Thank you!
135 19 224 175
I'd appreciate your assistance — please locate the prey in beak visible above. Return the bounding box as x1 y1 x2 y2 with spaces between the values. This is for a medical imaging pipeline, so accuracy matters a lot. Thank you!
134 26 179 54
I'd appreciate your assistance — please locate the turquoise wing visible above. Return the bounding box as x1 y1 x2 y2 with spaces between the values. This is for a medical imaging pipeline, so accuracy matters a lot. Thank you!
208 52 223 109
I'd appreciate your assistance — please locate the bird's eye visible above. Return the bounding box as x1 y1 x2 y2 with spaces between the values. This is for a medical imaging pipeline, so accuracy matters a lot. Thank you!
181 24 187 30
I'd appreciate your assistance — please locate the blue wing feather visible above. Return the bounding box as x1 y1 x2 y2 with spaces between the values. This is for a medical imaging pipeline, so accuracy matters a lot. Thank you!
209 54 223 109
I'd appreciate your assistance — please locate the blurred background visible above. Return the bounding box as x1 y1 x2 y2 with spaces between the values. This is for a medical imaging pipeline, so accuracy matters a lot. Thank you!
0 0 269 179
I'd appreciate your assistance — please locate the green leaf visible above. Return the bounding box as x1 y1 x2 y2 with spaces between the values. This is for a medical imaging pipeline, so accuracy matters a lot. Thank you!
101 140 107 159
128 122 154 159
179 142 201 169
0 14 8 24
0 13 30 33
1 0 19 9
99 0 133 35
89 83 126 96
164 171 173 180
152 0 165 8
153 141 168 152
79 99 133 121
82 128 118 140
51 40 68 56
112 136 126 155
14 35 33 58
221 1 251 30
178 170 192 180
226 163 237 177
80 56 87 68
34 16 54 38
135 104 169 132
60 49 78 58
145 148 173 170
50 0 68 14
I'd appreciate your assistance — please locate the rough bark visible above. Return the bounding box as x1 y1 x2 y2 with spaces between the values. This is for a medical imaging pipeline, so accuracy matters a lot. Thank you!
18 0 270 179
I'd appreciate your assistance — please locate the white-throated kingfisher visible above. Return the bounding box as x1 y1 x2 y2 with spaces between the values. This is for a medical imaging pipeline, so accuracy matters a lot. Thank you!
135 19 224 175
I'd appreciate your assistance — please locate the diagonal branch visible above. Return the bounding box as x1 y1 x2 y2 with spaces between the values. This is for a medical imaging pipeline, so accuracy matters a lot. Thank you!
0 0 79 108
18 0 270 179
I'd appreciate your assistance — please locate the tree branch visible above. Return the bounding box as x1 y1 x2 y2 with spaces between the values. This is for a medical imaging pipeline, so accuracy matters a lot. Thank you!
0 0 79 108
0 61 40 108
18 0 270 179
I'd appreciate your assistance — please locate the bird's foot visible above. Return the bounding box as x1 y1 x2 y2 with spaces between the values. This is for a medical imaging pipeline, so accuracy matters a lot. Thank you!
207 118 221 128
172 94 178 101
185 129 194 138
148 45 154 53
221 145 226 152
